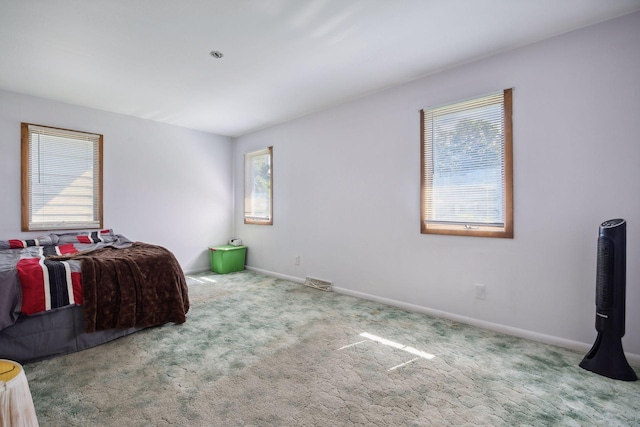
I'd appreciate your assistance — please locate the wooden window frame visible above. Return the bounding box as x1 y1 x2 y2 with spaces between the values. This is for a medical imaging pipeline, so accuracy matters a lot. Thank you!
21 123 103 231
420 89 513 238
244 146 273 225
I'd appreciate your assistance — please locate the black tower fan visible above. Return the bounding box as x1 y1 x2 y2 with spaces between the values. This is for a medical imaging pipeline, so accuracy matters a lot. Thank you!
579 218 637 381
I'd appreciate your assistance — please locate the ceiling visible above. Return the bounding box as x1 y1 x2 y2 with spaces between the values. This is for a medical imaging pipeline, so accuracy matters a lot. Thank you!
1 1 639 137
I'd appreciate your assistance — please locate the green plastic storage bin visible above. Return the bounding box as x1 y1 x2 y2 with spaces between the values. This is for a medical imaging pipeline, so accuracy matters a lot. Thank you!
209 245 247 274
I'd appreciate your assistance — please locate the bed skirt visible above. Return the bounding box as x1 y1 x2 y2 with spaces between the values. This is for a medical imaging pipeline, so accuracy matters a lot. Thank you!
0 306 142 365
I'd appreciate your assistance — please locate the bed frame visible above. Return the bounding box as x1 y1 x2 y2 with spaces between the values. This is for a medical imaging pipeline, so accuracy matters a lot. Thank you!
0 231 188 364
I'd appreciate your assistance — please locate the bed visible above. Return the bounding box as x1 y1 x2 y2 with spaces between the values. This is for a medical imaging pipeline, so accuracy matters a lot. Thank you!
0 230 189 364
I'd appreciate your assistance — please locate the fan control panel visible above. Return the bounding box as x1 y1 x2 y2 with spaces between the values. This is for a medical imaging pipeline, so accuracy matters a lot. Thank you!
601 218 625 228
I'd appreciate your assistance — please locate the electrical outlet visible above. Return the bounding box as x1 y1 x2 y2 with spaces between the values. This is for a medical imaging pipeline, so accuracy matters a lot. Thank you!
475 283 486 300
295 256 300 266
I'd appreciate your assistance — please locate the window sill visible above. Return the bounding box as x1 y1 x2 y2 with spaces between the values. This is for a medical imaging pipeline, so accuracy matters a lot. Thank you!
421 223 513 238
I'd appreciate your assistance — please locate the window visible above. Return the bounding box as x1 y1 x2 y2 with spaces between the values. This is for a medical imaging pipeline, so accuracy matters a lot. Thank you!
244 146 272 225
21 123 103 231
421 89 513 238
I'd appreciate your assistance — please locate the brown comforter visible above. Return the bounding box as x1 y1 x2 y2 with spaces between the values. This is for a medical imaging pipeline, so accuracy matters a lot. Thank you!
54 242 189 333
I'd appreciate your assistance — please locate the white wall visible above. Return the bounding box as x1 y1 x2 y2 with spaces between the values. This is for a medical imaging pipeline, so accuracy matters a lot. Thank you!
0 90 233 273
233 12 640 355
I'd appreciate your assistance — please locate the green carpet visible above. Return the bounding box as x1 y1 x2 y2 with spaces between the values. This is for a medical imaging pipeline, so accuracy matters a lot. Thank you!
24 271 639 426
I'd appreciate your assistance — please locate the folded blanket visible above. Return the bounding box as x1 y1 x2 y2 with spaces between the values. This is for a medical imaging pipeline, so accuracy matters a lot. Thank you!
53 242 189 332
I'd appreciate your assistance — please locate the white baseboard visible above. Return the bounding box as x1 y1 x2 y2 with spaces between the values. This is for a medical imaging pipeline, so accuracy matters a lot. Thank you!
245 266 305 284
242 266 640 367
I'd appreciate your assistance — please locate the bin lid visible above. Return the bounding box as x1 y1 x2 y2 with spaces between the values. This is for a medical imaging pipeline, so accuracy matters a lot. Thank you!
209 245 246 251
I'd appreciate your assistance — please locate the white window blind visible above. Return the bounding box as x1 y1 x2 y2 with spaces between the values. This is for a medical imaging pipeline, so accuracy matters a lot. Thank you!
23 123 103 231
422 89 512 237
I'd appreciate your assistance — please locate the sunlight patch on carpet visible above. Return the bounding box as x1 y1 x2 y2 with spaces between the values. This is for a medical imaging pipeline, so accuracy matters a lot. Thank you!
359 332 436 360
186 274 218 285
338 331 437 371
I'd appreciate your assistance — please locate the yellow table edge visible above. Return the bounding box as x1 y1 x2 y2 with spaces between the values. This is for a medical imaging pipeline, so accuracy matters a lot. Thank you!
0 359 22 382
